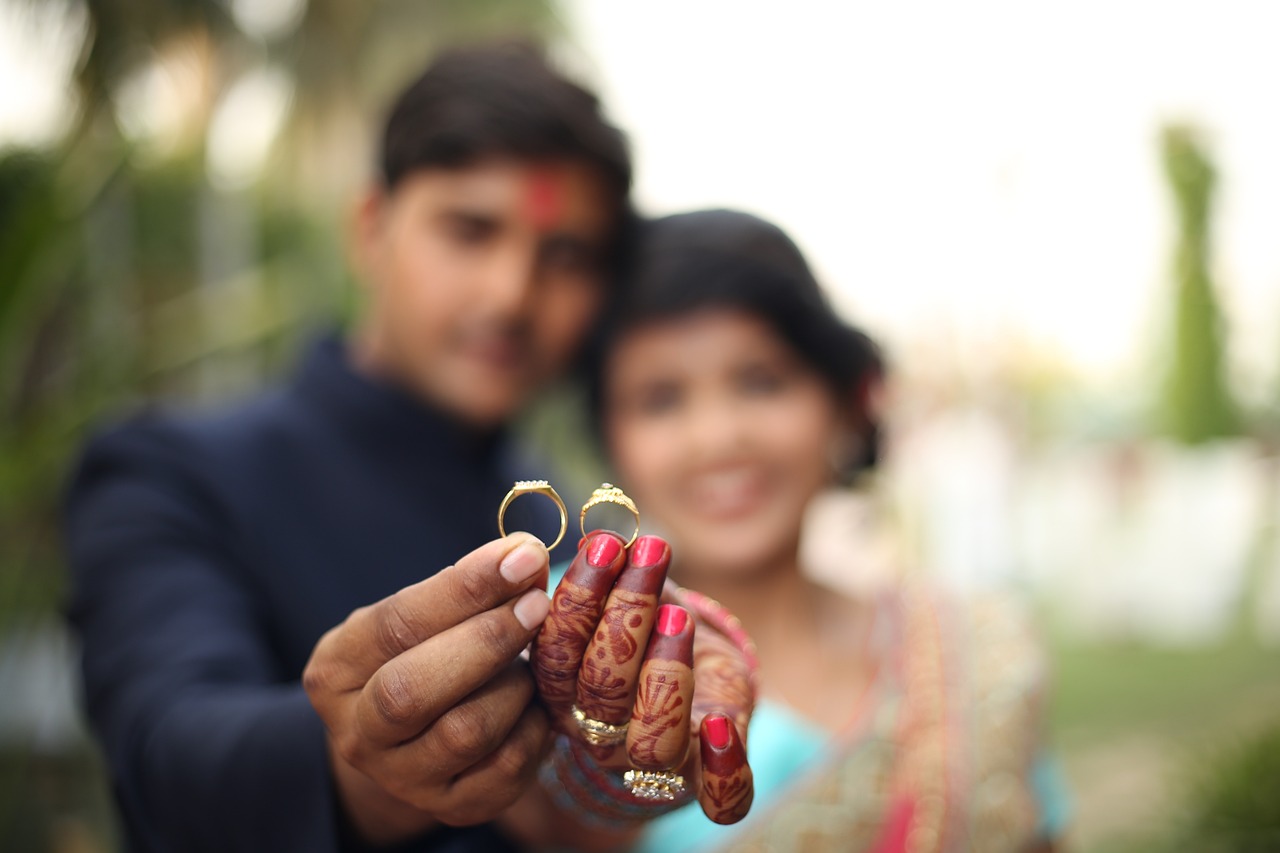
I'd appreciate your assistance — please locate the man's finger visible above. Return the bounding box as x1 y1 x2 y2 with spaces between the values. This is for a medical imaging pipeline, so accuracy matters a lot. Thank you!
530 531 627 713
625 603 693 771
334 534 550 683
373 660 538 791
576 536 670 732
355 588 550 747
433 701 551 826
698 714 753 825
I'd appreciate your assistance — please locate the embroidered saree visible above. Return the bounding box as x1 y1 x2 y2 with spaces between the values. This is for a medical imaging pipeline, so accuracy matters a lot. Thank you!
636 585 1068 852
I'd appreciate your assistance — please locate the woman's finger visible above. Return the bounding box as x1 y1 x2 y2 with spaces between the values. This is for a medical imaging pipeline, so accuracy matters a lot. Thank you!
530 531 627 715
576 536 671 744
698 714 753 825
625 603 694 771
690 626 754 736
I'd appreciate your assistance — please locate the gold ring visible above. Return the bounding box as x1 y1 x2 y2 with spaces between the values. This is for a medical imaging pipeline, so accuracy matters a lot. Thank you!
498 480 567 551
571 705 629 747
579 483 640 549
623 769 687 801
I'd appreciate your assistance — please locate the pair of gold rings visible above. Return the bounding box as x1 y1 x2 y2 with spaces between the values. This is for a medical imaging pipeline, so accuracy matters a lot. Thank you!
499 480 680 800
497 480 640 551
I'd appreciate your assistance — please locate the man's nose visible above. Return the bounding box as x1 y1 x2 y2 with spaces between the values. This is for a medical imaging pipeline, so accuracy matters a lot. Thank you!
479 246 539 317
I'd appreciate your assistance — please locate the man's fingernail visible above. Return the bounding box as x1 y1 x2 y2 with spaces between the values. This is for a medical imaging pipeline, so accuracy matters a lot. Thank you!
704 714 732 750
631 535 666 568
655 604 688 636
500 541 548 584
514 589 551 630
587 533 622 568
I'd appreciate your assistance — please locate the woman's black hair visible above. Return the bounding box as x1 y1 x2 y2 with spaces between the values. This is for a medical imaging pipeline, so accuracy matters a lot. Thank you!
586 209 884 476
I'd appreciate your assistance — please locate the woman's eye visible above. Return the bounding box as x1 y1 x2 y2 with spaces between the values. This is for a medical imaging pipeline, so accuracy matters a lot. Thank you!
632 383 682 416
737 366 787 396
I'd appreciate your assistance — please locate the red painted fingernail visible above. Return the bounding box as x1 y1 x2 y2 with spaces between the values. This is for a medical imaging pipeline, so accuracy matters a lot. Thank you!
655 604 688 636
587 533 622 568
704 714 732 750
631 535 667 568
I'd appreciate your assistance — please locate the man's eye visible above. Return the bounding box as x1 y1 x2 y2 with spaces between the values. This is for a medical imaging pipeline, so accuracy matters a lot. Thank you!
444 216 496 244
541 240 596 273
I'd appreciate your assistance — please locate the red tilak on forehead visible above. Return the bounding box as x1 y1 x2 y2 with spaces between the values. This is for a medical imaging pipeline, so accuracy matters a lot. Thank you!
523 168 565 230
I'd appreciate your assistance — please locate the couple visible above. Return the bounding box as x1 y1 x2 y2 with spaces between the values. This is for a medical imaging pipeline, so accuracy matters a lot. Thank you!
64 43 1065 852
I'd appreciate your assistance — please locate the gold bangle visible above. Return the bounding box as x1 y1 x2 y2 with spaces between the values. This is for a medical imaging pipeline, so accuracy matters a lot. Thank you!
497 480 567 551
579 483 640 549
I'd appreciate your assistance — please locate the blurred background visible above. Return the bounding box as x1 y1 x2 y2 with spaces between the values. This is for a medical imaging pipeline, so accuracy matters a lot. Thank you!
1 1 1277 850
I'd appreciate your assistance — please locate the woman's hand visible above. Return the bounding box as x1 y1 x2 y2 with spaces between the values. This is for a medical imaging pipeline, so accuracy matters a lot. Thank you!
530 530 755 825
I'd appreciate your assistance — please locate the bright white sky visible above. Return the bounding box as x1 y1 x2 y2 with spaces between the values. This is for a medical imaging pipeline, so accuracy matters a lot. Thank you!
3 1 1278 393
562 0 1280 394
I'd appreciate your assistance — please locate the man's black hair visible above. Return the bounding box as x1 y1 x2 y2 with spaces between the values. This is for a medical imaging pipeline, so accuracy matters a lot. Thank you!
380 41 631 210
586 209 884 476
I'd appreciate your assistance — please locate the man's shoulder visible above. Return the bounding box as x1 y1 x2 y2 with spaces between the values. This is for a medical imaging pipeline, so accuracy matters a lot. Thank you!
73 381 311 494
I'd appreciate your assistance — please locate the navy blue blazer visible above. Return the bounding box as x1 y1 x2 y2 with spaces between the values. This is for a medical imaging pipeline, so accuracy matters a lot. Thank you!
64 337 554 852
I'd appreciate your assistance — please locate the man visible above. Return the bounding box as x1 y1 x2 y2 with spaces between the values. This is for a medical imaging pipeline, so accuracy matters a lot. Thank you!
65 42 631 852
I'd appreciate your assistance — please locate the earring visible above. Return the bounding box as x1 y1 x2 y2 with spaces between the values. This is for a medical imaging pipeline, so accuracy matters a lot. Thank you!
828 432 864 484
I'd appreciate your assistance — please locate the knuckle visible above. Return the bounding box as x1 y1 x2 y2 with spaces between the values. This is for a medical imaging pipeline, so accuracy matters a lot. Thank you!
302 630 344 693
380 771 425 806
473 607 506 648
473 611 515 655
367 668 420 730
300 659 330 699
331 729 363 766
490 730 540 781
453 564 496 613
403 788 443 815
373 600 419 660
433 708 495 764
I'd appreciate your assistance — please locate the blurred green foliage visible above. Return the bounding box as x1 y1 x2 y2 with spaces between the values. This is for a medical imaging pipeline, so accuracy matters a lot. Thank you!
0 142 349 629
1157 125 1241 444
1171 719 1280 852
1 3 563 849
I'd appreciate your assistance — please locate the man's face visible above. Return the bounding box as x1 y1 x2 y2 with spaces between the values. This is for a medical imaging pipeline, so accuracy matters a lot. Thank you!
354 159 617 428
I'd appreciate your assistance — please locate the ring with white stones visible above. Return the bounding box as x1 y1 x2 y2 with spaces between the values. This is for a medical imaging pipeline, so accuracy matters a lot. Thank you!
623 769 686 801
498 480 567 551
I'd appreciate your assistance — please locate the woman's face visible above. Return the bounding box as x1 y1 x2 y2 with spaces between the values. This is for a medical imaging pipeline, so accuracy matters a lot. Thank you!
604 308 845 578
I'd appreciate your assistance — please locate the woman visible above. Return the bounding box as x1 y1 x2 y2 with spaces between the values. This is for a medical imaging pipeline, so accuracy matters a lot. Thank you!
582 210 1068 852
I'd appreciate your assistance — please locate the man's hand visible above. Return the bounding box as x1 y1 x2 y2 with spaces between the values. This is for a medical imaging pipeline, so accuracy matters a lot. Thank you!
302 534 553 844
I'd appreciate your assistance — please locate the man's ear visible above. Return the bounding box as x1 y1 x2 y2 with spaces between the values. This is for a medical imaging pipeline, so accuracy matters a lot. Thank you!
348 186 388 287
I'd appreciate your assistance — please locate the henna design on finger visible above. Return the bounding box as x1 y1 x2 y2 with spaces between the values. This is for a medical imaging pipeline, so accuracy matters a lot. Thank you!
575 538 671 727
627 605 694 770
577 592 649 720
596 595 647 665
530 534 626 715
532 584 600 711
699 714 754 825
628 661 692 769
690 628 753 736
